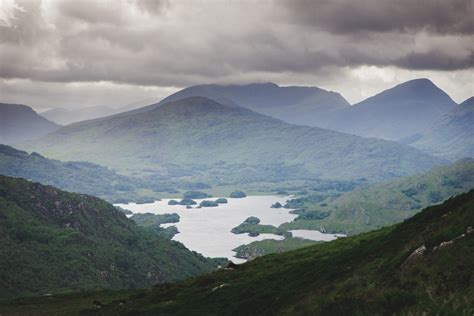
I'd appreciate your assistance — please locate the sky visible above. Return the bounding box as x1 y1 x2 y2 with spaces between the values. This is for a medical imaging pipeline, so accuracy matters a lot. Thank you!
0 0 473 111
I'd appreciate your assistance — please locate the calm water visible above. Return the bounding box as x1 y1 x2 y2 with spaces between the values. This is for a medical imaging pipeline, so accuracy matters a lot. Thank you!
116 196 342 262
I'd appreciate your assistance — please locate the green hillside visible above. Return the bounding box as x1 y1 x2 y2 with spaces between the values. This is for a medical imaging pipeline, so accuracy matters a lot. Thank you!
0 176 223 300
0 145 154 202
3 190 473 315
281 159 474 235
24 97 444 184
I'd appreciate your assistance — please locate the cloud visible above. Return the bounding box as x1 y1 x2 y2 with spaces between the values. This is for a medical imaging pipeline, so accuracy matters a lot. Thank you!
282 0 474 35
0 0 472 107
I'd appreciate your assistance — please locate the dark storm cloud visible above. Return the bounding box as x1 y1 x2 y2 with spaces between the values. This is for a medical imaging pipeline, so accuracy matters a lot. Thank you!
283 0 474 35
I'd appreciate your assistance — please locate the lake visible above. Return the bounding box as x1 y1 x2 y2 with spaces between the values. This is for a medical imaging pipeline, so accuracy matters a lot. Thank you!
116 196 342 263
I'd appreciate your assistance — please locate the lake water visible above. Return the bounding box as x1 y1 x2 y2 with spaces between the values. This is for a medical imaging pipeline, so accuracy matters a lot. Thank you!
290 229 346 241
116 196 342 263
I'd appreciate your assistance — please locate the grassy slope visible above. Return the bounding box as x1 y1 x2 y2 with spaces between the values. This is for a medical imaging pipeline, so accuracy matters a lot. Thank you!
2 190 473 315
281 159 474 235
0 176 222 300
24 97 444 183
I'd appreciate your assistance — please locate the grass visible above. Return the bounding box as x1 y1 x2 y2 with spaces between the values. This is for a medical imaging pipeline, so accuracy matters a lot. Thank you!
2 189 473 315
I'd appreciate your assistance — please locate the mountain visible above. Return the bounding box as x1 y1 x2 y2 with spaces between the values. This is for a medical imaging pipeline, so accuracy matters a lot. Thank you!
324 79 457 140
155 82 351 127
0 103 60 144
24 97 445 184
4 190 473 314
281 158 474 235
41 106 116 125
407 96 474 161
41 100 157 125
0 176 222 299
0 144 157 203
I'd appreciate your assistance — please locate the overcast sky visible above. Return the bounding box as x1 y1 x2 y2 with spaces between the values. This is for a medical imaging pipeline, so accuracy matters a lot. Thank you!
1 0 473 111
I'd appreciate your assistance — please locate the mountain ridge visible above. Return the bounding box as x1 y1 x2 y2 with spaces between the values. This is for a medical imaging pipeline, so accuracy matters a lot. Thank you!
0 103 60 144
24 96 446 184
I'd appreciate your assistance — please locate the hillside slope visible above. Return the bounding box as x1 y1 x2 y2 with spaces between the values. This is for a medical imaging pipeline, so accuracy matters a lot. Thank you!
0 145 147 202
4 190 472 315
282 159 474 235
325 79 456 140
25 97 444 184
409 96 474 161
0 103 60 144
0 176 222 299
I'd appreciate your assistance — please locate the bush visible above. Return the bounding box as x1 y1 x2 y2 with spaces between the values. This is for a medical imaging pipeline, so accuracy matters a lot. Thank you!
215 198 228 204
200 200 219 207
179 199 197 205
183 191 210 199
245 216 260 225
230 191 246 198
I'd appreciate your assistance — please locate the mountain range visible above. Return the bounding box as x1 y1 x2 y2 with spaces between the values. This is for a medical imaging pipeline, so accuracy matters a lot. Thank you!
148 79 458 142
156 82 350 127
23 96 444 184
0 103 60 144
322 78 457 140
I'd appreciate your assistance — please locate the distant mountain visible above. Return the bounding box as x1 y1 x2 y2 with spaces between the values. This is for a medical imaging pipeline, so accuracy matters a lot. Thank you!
25 97 444 184
41 106 116 125
155 82 351 127
0 175 222 299
0 144 153 203
324 79 457 140
282 158 474 235
407 97 474 161
41 100 157 125
10 190 473 314
0 103 60 144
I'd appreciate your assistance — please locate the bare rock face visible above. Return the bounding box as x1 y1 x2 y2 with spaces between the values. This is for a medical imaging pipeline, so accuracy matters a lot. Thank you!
402 245 426 268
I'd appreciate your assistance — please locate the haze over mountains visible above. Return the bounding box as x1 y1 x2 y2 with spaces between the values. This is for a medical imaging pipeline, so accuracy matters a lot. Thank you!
41 99 156 125
159 79 459 141
408 97 474 160
24 96 444 184
323 79 457 140
0 103 60 144
157 82 350 127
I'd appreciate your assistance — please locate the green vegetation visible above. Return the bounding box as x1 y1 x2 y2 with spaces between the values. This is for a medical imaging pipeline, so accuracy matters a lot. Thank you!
4 190 473 315
0 145 165 203
199 200 219 207
271 202 282 208
215 198 228 204
24 97 444 185
229 190 246 198
233 238 319 260
183 191 210 199
179 198 197 205
129 213 179 227
231 217 286 237
0 176 223 300
281 159 474 235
